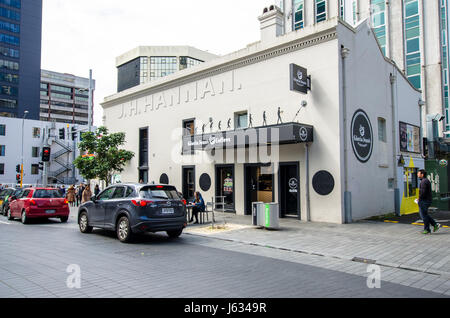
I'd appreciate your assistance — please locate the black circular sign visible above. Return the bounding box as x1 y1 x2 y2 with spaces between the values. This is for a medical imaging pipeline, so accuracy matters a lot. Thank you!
199 173 211 192
159 174 169 185
351 109 373 163
312 171 335 196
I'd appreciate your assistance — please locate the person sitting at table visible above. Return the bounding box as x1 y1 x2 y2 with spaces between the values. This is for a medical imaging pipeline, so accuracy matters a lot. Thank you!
189 191 205 224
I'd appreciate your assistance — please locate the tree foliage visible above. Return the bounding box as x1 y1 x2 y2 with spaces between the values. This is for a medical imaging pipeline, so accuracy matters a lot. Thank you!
74 126 134 186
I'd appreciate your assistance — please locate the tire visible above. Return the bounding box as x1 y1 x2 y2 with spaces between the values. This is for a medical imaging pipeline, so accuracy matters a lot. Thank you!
6 207 12 220
78 212 93 233
167 229 183 238
116 216 133 243
60 216 69 223
21 210 29 224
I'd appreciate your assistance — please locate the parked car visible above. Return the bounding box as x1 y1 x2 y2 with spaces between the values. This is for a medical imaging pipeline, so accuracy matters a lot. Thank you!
1 188 22 216
7 188 70 224
0 188 18 215
77 183 187 243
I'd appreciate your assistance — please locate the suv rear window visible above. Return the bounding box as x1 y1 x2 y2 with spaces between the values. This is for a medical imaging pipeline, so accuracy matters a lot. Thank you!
33 189 63 199
139 186 181 200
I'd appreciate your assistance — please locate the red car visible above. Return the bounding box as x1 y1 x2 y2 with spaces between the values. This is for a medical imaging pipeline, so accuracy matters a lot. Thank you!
7 188 70 224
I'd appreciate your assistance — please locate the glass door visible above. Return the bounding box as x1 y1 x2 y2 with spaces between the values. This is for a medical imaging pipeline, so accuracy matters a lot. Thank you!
215 165 235 211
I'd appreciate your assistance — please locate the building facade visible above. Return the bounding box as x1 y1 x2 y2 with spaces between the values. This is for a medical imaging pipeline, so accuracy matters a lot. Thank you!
102 8 424 223
39 70 95 126
277 0 450 135
116 46 219 92
0 116 89 186
0 0 42 120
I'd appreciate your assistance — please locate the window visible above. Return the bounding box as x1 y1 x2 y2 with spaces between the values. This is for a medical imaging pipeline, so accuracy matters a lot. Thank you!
33 189 63 198
0 0 21 9
235 112 248 129
0 145 4 156
126 187 134 197
32 147 39 158
0 163 4 174
371 0 387 55
139 127 148 167
150 56 178 81
0 58 19 70
404 0 421 89
378 118 387 142
0 98 16 109
111 187 125 199
0 124 5 136
315 0 327 23
31 164 39 175
139 186 181 200
183 119 195 136
0 7 20 21
98 188 115 201
20 190 31 199
32 127 40 138
293 0 304 30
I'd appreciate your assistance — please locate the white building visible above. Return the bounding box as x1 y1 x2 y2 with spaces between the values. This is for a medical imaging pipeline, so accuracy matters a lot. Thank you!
277 0 450 136
116 46 219 92
0 116 90 186
101 7 424 223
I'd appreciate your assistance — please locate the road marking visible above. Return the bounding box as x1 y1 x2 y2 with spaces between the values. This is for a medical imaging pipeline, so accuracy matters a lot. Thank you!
383 220 399 223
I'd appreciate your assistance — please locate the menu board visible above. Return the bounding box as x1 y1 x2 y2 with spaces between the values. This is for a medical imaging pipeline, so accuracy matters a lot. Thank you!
400 122 420 153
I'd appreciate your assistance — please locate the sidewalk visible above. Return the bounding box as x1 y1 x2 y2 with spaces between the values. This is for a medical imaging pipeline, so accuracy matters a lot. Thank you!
184 212 450 296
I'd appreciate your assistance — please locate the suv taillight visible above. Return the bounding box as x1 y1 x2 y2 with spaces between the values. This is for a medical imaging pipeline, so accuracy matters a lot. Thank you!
131 200 153 207
182 199 187 205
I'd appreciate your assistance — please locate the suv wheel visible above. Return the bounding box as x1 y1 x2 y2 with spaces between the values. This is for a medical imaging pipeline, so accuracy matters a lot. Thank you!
21 211 29 224
167 229 183 238
117 216 133 243
79 212 93 233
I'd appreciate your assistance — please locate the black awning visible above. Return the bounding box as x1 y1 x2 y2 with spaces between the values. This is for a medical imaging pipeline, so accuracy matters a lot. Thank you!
182 122 313 153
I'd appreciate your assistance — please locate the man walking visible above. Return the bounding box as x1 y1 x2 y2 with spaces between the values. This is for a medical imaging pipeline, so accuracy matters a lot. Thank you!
418 169 441 234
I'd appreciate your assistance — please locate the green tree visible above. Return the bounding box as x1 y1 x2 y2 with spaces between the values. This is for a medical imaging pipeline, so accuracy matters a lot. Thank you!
74 126 134 187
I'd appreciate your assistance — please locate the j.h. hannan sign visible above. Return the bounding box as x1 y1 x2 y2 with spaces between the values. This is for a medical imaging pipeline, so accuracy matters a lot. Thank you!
117 70 242 119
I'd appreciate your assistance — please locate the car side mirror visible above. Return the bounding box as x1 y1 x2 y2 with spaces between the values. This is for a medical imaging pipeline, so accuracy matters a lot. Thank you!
91 195 97 203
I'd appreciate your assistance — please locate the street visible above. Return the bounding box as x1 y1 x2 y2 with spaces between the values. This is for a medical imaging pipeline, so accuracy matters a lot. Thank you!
0 209 445 298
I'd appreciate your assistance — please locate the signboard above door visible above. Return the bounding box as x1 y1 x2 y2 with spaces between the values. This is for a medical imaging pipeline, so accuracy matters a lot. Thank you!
290 64 311 94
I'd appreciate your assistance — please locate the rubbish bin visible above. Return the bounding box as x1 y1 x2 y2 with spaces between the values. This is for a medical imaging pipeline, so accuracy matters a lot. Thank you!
264 203 280 230
252 202 264 226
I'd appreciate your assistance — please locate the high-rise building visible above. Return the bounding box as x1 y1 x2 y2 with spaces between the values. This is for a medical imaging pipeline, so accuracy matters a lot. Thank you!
39 70 95 126
116 46 218 92
278 0 450 135
0 0 42 120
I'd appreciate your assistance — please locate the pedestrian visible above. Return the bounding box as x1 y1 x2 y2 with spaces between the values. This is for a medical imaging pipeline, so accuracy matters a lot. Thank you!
66 185 76 207
417 169 441 234
189 191 205 224
76 184 85 206
94 184 100 196
59 185 66 197
81 185 92 204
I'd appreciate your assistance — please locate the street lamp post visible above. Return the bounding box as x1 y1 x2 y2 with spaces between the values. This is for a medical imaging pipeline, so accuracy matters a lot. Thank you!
21 110 29 188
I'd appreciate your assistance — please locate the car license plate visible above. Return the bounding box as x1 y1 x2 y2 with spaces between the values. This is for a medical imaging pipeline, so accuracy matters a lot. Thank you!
45 210 56 214
161 208 174 214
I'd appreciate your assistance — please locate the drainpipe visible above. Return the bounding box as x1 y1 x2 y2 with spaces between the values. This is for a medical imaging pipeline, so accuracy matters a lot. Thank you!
305 143 310 222
341 45 352 224
390 72 400 216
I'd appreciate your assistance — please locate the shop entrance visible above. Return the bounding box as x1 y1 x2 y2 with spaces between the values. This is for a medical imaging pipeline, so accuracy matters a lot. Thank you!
182 166 195 201
279 162 300 219
244 164 274 215
215 164 235 212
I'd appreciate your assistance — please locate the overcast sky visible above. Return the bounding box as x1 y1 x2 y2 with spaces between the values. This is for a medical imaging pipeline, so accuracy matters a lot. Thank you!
41 0 275 126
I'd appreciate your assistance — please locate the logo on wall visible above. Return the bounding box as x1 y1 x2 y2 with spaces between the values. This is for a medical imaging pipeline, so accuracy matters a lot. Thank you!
299 127 308 142
290 64 311 94
351 109 373 163
289 178 298 193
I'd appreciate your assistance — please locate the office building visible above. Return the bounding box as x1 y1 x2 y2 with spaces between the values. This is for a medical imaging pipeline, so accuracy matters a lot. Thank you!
0 0 42 119
116 46 218 92
39 70 95 126
277 0 450 135
102 7 425 223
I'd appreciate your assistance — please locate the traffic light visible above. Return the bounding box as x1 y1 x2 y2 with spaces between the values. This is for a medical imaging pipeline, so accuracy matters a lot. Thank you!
42 147 51 162
16 164 20 173
16 174 20 182
59 128 65 140
38 162 44 171
71 127 77 141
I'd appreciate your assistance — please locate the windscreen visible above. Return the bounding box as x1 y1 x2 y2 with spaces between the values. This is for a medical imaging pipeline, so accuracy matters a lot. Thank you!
33 189 63 199
139 186 181 200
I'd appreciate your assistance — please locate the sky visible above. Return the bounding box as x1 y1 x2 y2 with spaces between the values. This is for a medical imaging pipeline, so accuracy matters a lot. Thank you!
41 0 275 126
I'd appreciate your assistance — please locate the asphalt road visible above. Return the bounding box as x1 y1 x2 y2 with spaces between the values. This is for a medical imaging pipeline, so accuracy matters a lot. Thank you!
0 215 445 298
